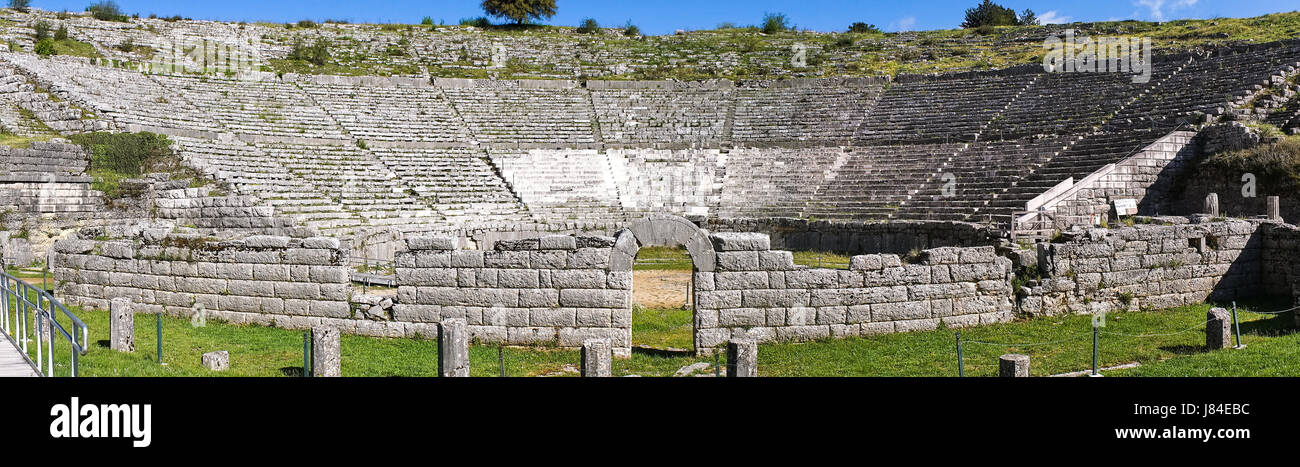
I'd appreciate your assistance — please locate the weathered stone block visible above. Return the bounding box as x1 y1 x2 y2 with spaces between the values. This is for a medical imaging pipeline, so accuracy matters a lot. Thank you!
581 338 612 377
311 326 341 377
726 340 758 377
1207 308 1231 350
710 233 770 252
439 319 469 377
202 350 230 371
109 297 134 353
999 354 1029 377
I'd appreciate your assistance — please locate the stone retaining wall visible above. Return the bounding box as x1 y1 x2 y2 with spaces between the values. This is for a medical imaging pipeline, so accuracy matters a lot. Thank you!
707 218 1000 255
393 233 635 356
48 231 435 337
1019 218 1266 315
692 233 1016 350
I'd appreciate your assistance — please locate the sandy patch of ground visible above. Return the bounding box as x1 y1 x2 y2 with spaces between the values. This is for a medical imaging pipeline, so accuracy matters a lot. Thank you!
633 269 691 309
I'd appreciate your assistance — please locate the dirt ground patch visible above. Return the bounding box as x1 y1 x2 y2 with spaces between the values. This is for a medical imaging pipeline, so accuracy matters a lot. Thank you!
633 269 691 309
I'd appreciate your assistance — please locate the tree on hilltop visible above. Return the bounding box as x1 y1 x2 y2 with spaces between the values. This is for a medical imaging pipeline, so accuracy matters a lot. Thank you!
9 0 30 13
961 0 1030 28
480 0 557 26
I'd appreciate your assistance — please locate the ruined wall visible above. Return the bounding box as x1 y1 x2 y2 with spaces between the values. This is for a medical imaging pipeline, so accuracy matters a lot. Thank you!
707 218 1001 255
153 186 304 235
1019 218 1266 316
692 233 1016 350
1261 223 1300 302
393 234 635 356
49 232 435 337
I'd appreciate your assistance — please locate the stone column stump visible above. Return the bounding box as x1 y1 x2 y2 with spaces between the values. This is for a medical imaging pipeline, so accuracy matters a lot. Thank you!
1207 308 1231 350
439 319 469 377
311 326 341 377
202 351 229 371
581 339 612 377
109 297 134 353
999 354 1030 377
726 340 758 377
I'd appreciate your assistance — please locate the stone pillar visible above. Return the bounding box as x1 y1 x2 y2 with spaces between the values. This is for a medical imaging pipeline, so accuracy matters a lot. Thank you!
726 340 757 377
202 350 229 371
1206 308 1231 350
1267 196 1280 221
1204 193 1219 217
999 354 1030 377
438 318 469 377
109 297 134 352
311 326 341 377
581 339 612 377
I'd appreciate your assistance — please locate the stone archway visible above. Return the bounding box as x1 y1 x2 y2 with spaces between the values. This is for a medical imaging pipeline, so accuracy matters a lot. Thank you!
613 214 715 354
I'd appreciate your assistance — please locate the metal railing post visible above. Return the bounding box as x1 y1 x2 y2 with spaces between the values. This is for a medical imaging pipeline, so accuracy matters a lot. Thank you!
1091 323 1100 377
1232 301 1243 349
956 333 964 377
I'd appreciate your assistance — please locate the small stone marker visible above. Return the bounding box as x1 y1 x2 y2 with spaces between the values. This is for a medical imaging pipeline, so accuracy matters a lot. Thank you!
726 340 757 377
1205 193 1220 217
109 298 134 352
311 326 341 377
1267 196 1280 221
202 351 229 371
999 354 1030 377
438 319 469 377
1207 308 1231 350
581 339 612 377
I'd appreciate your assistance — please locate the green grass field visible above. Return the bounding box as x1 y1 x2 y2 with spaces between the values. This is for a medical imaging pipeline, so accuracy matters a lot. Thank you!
6 293 1295 377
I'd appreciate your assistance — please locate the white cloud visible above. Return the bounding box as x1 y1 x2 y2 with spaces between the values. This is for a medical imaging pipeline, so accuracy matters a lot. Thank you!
890 16 916 32
1038 11 1072 24
1135 0 1199 21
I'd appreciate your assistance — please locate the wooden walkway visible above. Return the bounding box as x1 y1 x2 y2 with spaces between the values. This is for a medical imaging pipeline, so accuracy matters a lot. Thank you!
0 334 39 377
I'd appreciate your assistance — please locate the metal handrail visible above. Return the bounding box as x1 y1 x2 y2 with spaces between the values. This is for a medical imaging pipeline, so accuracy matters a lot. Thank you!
1 271 89 377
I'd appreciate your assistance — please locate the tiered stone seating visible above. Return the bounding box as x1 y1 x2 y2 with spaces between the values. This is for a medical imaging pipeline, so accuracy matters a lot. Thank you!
1108 43 1300 130
0 140 88 175
0 141 102 214
252 142 441 230
982 72 1161 140
895 137 1072 220
589 82 730 147
607 148 724 218
176 137 362 232
156 75 348 139
489 149 623 222
301 82 472 144
4 55 216 132
717 147 844 218
0 62 106 134
854 72 1036 145
369 146 529 222
732 78 883 145
441 82 597 146
804 144 966 220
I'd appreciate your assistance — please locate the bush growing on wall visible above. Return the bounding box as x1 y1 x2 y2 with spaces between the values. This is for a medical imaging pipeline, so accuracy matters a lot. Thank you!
70 132 177 199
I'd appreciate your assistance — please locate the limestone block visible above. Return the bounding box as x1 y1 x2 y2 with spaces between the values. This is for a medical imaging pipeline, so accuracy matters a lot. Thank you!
726 340 757 377
202 350 230 371
999 354 1029 377
710 233 771 252
1206 308 1231 350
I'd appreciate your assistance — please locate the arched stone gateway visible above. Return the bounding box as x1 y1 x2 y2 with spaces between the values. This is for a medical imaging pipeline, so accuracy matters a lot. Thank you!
621 214 715 272
616 214 715 355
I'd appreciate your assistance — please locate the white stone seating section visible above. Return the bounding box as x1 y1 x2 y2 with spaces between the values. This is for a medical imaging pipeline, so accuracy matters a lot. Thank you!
590 86 730 146
174 137 363 232
717 147 844 218
490 149 624 223
804 143 966 220
251 142 437 224
368 146 530 222
0 62 105 134
732 79 884 144
441 84 597 146
300 82 472 143
606 148 723 219
154 75 348 139
983 72 1165 140
854 73 1036 145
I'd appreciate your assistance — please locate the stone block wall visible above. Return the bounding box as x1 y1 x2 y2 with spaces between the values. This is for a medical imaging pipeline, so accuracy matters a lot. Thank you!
1019 218 1265 315
394 233 635 356
1261 222 1300 302
48 231 431 337
154 186 303 235
692 233 1016 350
707 218 1001 255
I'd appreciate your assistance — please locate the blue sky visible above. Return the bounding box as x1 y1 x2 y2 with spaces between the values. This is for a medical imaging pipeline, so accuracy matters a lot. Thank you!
27 1 1300 35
